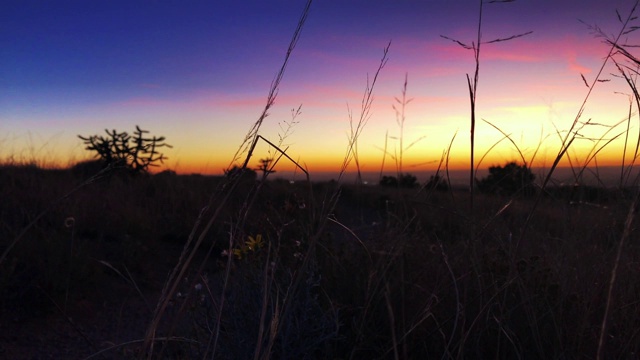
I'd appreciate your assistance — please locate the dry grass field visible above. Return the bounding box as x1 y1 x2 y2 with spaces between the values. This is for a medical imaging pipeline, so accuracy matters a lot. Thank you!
0 162 638 359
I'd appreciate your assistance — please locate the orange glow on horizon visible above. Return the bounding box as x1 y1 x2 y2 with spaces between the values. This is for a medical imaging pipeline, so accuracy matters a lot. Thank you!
3 123 636 179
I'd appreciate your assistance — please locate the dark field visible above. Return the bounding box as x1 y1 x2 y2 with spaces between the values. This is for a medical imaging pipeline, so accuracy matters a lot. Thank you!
1 163 639 359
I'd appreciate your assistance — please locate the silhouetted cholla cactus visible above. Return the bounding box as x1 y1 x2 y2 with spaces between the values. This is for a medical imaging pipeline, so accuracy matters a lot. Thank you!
78 125 172 174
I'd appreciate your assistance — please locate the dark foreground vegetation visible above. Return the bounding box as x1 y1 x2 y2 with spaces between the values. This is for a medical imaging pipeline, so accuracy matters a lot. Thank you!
0 163 639 359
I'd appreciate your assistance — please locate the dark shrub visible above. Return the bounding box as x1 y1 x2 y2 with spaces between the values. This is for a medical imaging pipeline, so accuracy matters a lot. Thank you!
425 174 449 191
225 165 258 183
70 159 107 179
380 173 418 188
398 173 418 188
379 175 398 187
477 161 535 196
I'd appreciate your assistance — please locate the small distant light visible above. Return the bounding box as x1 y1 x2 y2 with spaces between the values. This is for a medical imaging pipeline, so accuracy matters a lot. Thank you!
289 180 295 184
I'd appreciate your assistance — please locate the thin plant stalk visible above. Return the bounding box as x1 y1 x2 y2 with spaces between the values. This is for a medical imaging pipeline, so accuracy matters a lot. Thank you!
392 73 413 177
613 60 640 187
379 130 389 182
228 1 312 168
441 0 531 219
520 3 638 248
340 42 390 184
141 1 312 356
597 186 640 360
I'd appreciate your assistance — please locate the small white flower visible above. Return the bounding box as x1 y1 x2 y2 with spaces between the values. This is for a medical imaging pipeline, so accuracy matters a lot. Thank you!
64 217 75 228
194 283 203 292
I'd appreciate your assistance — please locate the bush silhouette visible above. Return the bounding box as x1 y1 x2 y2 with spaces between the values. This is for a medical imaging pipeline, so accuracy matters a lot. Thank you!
425 174 449 191
225 165 258 182
379 173 418 188
399 173 418 188
70 159 108 178
477 161 535 196
379 175 398 187
78 125 172 174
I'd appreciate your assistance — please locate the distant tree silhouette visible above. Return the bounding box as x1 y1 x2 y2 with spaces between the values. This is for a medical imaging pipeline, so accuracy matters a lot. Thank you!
225 165 257 183
380 175 399 187
425 174 449 191
379 173 418 188
398 173 418 188
477 161 535 196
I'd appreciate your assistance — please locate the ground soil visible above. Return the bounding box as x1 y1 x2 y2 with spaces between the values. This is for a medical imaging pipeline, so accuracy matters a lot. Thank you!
0 241 187 360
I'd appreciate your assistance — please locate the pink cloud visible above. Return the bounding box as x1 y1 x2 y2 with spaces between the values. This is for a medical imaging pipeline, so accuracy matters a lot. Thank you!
431 34 610 66
566 51 592 74
482 46 542 62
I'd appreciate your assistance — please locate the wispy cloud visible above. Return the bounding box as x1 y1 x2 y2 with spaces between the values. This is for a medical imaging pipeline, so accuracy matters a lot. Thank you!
114 97 162 108
566 51 592 74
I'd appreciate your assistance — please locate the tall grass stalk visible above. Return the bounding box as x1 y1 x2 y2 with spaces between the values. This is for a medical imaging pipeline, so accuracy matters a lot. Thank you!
592 4 640 357
141 1 312 357
378 74 427 183
597 186 640 360
613 60 640 187
229 2 312 169
520 1 639 248
441 0 531 219
378 130 390 182
341 42 390 185
392 73 412 177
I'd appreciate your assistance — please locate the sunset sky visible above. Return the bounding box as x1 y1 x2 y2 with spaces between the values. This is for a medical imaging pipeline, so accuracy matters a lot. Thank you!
2 0 639 181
